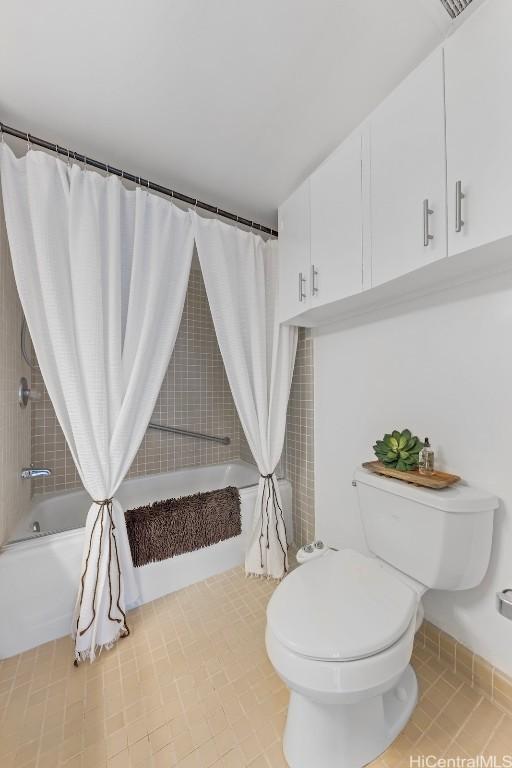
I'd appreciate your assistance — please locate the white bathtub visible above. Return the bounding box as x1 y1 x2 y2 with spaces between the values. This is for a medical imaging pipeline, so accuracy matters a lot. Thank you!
0 461 292 658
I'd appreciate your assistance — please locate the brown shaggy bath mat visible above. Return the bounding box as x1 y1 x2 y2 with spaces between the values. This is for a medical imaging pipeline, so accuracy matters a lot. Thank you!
125 486 241 567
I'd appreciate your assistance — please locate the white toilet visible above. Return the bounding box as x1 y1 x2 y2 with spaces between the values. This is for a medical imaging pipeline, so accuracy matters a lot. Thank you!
266 468 498 768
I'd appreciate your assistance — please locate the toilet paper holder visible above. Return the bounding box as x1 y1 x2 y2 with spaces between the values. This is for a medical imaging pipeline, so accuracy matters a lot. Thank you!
497 589 512 620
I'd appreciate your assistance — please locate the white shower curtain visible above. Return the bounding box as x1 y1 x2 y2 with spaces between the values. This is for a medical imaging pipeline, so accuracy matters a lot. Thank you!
0 144 194 660
193 213 298 579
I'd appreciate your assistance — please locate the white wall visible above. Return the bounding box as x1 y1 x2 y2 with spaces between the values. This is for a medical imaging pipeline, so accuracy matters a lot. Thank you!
314 271 512 677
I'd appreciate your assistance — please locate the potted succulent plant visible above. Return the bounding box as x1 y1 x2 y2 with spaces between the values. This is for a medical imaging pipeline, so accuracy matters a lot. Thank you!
373 429 424 472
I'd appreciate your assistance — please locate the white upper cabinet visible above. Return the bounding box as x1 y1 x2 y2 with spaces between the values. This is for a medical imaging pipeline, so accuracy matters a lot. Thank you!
277 181 310 322
276 2 512 327
370 49 447 286
309 131 364 307
445 0 512 256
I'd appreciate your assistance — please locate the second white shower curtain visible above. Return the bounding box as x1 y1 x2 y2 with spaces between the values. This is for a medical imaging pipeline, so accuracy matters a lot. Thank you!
0 144 194 660
194 213 298 579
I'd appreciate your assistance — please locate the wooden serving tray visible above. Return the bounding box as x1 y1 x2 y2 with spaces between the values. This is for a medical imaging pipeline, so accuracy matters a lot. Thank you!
362 461 461 489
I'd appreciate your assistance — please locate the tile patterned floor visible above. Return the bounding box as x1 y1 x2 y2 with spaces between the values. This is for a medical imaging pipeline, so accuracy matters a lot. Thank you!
0 567 510 768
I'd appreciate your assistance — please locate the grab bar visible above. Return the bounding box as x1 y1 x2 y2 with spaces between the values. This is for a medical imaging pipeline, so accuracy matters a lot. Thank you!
148 422 231 446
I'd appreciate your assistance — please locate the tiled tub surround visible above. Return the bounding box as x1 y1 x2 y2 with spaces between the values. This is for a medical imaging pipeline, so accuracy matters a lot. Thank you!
1 569 511 768
284 328 314 549
29 265 315 550
0 189 31 545
30 267 245 494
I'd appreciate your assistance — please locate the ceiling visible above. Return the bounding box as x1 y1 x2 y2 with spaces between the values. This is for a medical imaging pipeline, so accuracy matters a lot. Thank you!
0 1 455 228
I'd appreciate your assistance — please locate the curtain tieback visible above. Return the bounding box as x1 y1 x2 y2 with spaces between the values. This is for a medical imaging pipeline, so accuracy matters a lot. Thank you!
74 496 129 662
258 473 288 573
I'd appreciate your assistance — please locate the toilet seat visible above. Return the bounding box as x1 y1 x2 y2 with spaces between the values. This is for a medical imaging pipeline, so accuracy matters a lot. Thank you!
267 549 418 662
266 617 416 703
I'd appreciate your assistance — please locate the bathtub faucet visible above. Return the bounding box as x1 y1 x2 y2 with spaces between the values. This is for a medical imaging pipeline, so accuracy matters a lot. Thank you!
21 467 52 479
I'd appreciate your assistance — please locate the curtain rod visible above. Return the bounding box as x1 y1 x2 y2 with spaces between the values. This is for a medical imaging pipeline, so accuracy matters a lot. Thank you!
0 121 278 237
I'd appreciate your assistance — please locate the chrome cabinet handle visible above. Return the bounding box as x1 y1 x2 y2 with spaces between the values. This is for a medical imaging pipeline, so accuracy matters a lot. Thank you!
423 199 433 247
298 272 307 302
455 180 465 233
311 264 319 295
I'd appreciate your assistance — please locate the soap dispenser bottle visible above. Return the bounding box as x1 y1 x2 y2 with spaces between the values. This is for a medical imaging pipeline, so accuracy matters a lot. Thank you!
418 437 434 476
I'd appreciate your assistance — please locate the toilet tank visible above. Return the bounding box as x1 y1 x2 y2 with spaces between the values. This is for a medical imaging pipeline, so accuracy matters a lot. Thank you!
354 468 498 590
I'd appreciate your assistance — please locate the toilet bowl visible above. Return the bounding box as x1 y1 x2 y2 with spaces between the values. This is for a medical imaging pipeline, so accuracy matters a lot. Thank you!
266 549 422 768
266 467 498 768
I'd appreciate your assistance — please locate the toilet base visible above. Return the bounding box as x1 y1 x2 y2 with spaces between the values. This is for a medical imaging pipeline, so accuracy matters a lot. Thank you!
283 664 418 768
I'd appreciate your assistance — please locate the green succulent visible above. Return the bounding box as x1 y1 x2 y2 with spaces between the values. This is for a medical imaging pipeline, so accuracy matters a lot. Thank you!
373 429 424 472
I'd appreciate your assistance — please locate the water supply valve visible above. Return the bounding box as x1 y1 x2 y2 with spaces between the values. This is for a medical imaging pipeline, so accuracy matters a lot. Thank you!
18 377 41 408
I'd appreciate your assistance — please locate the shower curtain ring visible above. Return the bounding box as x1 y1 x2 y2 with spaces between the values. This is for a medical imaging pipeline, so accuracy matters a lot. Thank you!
0 123 4 144
82 155 87 172
67 147 71 167
27 133 31 152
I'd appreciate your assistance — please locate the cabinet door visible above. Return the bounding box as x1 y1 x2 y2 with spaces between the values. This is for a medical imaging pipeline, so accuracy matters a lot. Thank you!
277 181 310 322
310 132 363 306
445 0 512 256
370 49 447 286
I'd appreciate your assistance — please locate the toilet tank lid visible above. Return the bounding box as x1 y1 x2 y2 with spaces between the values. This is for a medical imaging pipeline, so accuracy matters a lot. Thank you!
354 468 499 514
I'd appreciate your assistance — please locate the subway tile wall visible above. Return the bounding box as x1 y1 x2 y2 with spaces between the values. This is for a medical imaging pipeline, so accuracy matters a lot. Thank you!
236 326 315 548
285 328 315 548
0 191 31 545
127 267 243 480
31 268 244 493
30 369 82 492
30 268 317 549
